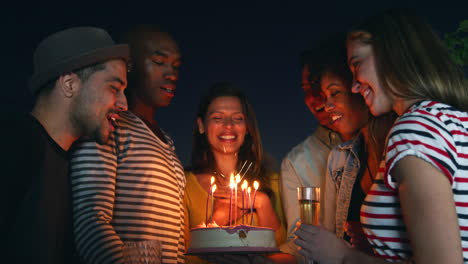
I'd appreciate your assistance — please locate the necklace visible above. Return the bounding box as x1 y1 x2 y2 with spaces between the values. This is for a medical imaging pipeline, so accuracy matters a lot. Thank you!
212 172 230 188
213 170 226 179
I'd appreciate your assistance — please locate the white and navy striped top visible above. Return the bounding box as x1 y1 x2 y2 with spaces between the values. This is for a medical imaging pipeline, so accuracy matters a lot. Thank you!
70 111 186 264
361 101 468 262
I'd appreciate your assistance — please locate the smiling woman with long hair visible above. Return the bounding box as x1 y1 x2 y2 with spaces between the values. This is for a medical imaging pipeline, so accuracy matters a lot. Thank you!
183 82 287 263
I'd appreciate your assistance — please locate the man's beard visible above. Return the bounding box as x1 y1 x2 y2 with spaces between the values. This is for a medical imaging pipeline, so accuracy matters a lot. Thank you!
71 109 110 145
91 122 110 145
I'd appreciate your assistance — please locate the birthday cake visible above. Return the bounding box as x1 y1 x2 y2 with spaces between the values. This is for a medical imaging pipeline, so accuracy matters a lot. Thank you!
187 225 278 254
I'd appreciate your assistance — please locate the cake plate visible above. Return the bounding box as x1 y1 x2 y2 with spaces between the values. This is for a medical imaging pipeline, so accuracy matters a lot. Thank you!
186 246 280 255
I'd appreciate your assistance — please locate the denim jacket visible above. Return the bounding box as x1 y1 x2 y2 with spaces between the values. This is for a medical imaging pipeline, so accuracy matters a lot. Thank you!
323 133 364 239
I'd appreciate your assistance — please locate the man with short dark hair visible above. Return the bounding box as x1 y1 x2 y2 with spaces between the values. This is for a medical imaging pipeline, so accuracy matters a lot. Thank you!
1 27 129 264
70 25 185 264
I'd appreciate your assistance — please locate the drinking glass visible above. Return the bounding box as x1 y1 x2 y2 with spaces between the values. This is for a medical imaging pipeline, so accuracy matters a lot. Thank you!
122 240 162 264
297 186 320 264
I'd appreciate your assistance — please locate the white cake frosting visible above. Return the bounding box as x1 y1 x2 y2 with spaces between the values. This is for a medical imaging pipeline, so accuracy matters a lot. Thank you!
188 225 277 252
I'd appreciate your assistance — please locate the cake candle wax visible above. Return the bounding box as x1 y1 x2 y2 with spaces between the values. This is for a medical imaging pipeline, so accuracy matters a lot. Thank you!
229 174 235 226
241 180 248 224
250 181 259 225
210 184 217 225
234 174 241 225
205 176 215 227
247 187 252 225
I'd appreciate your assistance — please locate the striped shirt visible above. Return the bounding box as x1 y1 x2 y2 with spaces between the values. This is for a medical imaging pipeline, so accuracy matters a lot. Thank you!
70 111 186 264
361 101 468 262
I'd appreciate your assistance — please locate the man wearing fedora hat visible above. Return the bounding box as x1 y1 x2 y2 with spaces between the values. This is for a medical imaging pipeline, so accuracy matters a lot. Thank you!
69 25 185 264
1 27 129 264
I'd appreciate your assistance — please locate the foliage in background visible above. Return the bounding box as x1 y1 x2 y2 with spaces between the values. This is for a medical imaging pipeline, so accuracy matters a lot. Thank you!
443 20 468 67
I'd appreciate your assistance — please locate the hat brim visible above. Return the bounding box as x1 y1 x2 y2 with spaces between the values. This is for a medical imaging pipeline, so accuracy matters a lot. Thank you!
29 44 130 95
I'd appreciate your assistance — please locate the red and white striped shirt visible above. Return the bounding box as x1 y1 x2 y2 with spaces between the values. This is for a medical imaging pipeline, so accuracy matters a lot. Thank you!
361 101 468 262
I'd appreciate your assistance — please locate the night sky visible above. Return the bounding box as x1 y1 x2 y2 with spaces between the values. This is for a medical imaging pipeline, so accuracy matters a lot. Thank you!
3 2 466 168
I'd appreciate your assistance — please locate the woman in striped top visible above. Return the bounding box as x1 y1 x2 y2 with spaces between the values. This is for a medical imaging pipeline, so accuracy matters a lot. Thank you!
295 9 468 264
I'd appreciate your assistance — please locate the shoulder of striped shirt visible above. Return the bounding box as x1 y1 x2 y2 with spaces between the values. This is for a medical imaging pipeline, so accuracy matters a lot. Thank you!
119 111 175 147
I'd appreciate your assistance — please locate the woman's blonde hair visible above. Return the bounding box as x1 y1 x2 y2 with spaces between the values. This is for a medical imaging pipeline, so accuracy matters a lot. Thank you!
348 9 467 111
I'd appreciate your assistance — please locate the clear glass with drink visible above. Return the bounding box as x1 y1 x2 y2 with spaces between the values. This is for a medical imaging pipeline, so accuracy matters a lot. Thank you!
297 186 320 264
297 186 320 225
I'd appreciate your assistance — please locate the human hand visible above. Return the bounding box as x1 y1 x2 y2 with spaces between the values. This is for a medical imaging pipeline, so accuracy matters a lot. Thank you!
251 191 269 210
294 223 351 264
345 221 373 255
213 190 269 209
213 186 231 198
212 191 271 225
212 196 230 226
267 253 297 264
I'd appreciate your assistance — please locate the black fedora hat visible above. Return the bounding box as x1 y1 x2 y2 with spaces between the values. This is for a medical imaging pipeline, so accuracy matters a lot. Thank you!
29 27 130 95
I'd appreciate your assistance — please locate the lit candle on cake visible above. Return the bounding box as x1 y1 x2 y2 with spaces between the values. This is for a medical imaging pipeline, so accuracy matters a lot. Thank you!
250 181 259 225
247 186 252 225
210 184 217 225
229 174 235 226
205 176 215 227
241 180 248 224
234 174 241 225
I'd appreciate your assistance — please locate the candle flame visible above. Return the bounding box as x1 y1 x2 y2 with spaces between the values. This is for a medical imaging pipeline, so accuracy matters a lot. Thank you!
235 174 241 184
247 186 251 194
212 184 217 193
253 180 259 190
229 174 235 189
210 176 215 185
241 180 248 190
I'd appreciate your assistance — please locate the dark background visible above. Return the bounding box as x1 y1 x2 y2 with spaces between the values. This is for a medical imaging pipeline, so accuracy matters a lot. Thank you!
2 2 466 168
